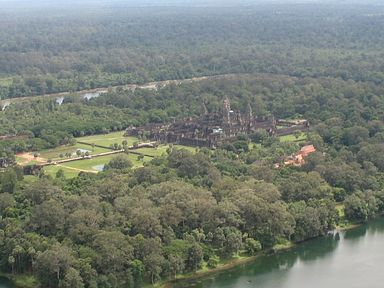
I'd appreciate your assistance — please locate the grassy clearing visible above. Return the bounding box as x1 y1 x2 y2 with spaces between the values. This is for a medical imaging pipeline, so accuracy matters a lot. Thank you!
22 175 39 183
64 153 151 170
0 77 12 87
15 155 26 163
39 143 109 160
135 146 169 157
173 145 198 153
44 153 152 178
63 154 118 171
42 143 196 179
77 132 139 147
19 131 196 179
136 144 197 157
279 132 307 142
44 165 82 178
16 158 40 166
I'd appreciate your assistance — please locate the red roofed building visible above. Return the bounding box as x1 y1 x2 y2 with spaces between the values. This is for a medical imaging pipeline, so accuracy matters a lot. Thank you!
298 145 316 157
275 145 316 168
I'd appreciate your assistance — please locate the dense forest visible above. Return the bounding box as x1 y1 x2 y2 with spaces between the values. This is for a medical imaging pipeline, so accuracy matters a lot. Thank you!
2 73 384 286
2 2 384 98
2 1 384 287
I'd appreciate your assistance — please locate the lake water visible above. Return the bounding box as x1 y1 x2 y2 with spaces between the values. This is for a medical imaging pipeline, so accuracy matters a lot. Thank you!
0 277 13 288
176 219 384 288
92 164 105 171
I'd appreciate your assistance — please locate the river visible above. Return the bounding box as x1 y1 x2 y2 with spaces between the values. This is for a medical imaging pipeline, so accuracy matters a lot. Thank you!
175 219 384 288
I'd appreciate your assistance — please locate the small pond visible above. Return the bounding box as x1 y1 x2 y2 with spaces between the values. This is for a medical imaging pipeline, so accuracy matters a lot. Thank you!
92 164 105 171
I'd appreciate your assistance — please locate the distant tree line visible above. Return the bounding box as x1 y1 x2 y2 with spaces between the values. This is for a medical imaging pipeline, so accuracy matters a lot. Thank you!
2 4 384 99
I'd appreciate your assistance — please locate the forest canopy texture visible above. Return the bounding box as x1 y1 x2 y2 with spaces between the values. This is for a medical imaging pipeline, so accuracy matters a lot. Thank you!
2 2 384 98
1 1 384 288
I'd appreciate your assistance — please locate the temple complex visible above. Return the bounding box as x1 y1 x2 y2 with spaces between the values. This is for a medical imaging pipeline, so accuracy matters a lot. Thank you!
126 97 309 148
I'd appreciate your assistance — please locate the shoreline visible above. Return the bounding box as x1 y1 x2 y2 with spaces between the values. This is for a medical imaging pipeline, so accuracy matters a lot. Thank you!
160 255 260 288
159 223 361 288
0 222 368 288
336 223 362 231
159 243 294 288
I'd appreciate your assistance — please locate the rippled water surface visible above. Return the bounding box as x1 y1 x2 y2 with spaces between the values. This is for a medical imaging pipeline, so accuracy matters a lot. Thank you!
177 219 384 288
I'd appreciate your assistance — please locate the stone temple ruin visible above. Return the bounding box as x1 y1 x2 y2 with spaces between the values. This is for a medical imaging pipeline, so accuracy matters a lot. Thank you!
126 97 309 148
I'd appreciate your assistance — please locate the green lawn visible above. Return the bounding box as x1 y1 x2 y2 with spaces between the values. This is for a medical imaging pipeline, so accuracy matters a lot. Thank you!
45 153 151 177
44 165 82 178
77 132 139 147
68 154 150 170
39 143 109 160
0 77 12 87
279 132 307 143
173 145 197 153
19 131 196 178
63 154 118 171
16 157 40 166
132 144 197 157
135 146 169 157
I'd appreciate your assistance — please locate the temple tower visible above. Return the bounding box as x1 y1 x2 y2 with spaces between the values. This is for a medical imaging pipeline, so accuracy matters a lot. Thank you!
223 97 231 125
201 101 208 115
245 103 253 121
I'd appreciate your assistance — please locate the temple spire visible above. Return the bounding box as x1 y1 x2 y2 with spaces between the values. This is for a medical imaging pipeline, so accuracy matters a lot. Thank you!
246 103 253 120
223 97 231 124
223 97 231 112
202 101 208 115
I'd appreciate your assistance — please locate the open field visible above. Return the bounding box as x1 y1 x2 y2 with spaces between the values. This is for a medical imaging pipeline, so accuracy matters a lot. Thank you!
77 132 139 147
64 153 152 170
43 165 81 178
16 154 44 166
43 153 152 178
16 143 110 166
279 132 307 143
135 144 197 157
39 143 109 160
16 131 198 178
0 77 12 87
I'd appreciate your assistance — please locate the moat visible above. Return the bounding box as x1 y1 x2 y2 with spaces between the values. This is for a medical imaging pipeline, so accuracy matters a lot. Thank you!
176 219 384 288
